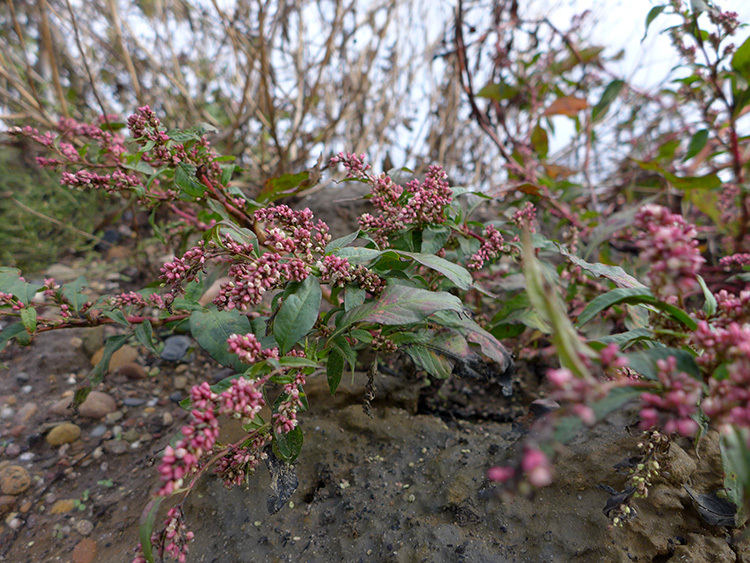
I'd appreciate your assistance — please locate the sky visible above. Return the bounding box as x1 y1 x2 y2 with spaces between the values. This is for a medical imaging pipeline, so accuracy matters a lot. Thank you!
552 0 750 88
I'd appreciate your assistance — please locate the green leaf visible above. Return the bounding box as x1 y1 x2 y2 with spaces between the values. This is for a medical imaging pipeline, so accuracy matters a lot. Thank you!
697 275 717 316
557 245 645 288
134 320 159 356
20 308 36 333
61 276 89 312
0 267 42 304
592 79 625 121
274 276 321 355
0 323 28 350
625 348 701 381
421 227 451 254
344 286 366 311
277 356 319 369
139 496 165 563
589 328 652 348
476 82 519 102
393 251 473 290
326 230 360 253
190 308 252 372
258 171 310 202
273 426 304 462
522 230 596 378
326 348 344 394
683 129 709 161
721 429 750 526
578 287 697 330
333 247 385 264
731 36 750 81
405 345 454 379
89 334 130 386
102 310 130 327
174 162 206 197
336 283 464 330
531 124 549 158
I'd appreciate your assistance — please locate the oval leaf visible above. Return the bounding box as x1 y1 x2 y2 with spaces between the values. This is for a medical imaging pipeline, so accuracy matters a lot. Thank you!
274 275 321 354
190 308 252 371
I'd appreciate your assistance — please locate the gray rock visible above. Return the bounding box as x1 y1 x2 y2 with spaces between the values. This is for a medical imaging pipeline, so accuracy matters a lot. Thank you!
161 335 193 361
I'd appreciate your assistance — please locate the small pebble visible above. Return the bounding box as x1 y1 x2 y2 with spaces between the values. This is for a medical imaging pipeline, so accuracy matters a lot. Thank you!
173 376 188 390
90 425 108 438
162 412 174 426
14 373 30 384
122 398 146 407
75 519 94 536
21 385 32 394
105 411 124 424
5 444 21 457
169 392 183 403
18 453 34 462
103 440 128 456
1 407 15 419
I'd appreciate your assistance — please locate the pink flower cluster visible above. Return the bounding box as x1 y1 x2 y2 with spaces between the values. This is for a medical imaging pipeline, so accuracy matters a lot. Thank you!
132 506 194 563
329 152 371 179
547 368 602 426
215 255 288 311
331 155 452 248
255 204 331 260
633 204 704 303
399 165 453 226
273 370 306 434
713 289 750 326
511 202 537 232
720 253 750 268
60 170 112 190
226 333 279 364
214 433 271 488
639 356 702 437
157 376 268 497
487 446 553 488
127 105 166 143
161 243 208 289
468 225 510 270
695 322 750 430
108 291 167 310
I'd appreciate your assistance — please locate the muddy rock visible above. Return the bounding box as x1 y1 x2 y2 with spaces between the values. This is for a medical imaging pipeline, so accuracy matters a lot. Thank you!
116 362 147 380
71 537 97 563
672 533 735 562
90 344 139 372
50 499 76 514
46 423 82 446
52 391 117 419
0 495 16 515
0 465 31 495
14 402 37 425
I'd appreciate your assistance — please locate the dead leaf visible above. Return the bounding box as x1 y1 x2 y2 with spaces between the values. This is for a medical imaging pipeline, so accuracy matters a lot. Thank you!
543 96 589 117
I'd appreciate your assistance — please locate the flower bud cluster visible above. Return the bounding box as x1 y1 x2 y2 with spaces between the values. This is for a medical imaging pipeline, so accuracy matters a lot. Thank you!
633 204 704 303
273 370 306 434
720 253 750 268
468 225 510 270
487 446 553 490
331 155 452 248
214 433 271 488
511 202 537 232
329 152 371 179
639 356 702 437
156 375 268 497
695 322 750 429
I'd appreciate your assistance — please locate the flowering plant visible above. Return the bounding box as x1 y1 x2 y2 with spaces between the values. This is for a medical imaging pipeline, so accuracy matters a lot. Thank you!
2 110 526 561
